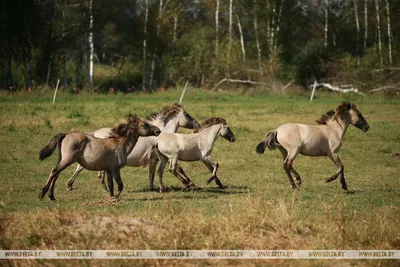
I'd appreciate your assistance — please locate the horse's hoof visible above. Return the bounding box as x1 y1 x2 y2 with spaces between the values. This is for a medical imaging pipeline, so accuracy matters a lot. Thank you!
49 196 56 201
342 184 348 191
325 177 332 183
291 184 299 190
67 187 73 191
38 194 44 200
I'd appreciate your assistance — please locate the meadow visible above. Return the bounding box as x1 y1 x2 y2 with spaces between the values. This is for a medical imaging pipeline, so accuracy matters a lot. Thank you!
0 88 399 266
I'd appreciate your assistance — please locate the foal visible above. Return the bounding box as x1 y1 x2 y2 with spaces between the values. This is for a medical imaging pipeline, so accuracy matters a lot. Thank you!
39 115 160 200
256 102 369 190
153 117 236 192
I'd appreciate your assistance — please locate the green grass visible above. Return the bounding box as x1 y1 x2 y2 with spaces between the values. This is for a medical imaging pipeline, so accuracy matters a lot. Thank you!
0 88 399 266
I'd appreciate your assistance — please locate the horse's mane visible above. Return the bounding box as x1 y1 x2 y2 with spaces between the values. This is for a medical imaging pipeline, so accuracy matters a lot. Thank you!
316 110 336 125
146 103 183 122
316 102 356 125
197 117 226 132
110 114 140 137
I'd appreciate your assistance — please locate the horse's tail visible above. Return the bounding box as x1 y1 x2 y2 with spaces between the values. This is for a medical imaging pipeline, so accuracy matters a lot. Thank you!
256 130 280 154
39 133 66 161
142 144 158 167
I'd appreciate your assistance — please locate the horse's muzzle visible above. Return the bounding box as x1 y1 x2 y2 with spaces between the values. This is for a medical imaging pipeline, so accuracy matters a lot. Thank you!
362 124 369 132
230 136 236 143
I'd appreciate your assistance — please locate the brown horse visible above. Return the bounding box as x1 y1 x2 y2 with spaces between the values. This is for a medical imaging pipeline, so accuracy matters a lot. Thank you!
256 102 369 190
39 115 160 201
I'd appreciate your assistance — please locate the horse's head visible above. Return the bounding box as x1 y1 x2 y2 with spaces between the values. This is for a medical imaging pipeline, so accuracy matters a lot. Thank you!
126 115 161 137
220 123 236 143
174 104 199 131
339 102 369 132
178 110 199 130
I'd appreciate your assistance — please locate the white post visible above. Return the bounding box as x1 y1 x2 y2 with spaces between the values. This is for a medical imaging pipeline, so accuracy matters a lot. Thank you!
310 80 317 102
179 81 189 104
53 79 60 104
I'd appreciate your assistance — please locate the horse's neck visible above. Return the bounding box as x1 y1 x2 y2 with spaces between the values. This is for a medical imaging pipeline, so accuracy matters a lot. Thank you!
124 133 140 154
161 116 179 133
328 116 350 140
198 124 222 149
150 116 179 133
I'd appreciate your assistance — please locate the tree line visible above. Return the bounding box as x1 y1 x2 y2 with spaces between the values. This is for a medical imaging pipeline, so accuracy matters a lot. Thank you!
1 0 399 93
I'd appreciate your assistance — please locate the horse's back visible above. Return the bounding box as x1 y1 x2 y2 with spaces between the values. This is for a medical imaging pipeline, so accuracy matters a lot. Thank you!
157 133 200 161
93 128 113 139
276 123 329 156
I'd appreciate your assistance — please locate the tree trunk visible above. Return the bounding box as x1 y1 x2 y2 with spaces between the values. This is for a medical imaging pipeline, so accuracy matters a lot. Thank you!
270 2 276 52
142 0 148 91
364 0 368 50
149 0 163 91
236 14 246 64
375 0 382 68
385 0 392 65
253 15 263 73
273 0 284 51
88 0 94 92
324 1 328 50
215 0 219 57
227 0 233 78
353 0 360 65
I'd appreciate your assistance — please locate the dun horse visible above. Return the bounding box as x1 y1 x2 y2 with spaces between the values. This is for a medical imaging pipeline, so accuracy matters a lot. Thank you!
66 103 199 191
256 102 369 190
152 117 236 192
39 115 161 201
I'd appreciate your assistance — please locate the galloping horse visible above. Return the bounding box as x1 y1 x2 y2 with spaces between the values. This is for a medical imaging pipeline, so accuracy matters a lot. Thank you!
256 102 369 190
66 103 199 191
152 117 236 192
39 115 160 200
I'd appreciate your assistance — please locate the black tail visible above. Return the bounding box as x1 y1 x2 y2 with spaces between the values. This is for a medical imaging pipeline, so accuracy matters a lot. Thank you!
255 130 280 154
39 133 66 161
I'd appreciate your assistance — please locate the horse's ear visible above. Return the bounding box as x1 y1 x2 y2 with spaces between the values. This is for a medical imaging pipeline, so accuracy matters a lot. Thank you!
346 102 352 111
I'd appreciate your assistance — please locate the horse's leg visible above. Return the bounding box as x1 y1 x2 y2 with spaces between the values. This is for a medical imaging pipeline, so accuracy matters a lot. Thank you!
176 164 196 188
168 159 193 189
148 154 159 191
106 170 114 198
279 147 302 186
47 159 74 200
290 168 302 186
202 158 224 189
113 169 124 199
156 153 168 193
281 147 300 189
66 164 84 190
98 171 108 192
326 153 347 190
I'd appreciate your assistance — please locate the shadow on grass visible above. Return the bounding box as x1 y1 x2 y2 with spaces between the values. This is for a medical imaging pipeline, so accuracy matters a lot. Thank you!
131 185 250 194
123 185 251 202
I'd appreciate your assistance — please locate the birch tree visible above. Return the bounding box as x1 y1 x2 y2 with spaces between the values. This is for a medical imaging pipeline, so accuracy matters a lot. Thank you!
353 0 360 65
142 0 148 90
227 0 233 78
149 0 163 90
375 0 382 68
385 0 392 65
236 14 246 64
215 0 219 57
88 0 94 91
324 0 328 50
364 0 367 50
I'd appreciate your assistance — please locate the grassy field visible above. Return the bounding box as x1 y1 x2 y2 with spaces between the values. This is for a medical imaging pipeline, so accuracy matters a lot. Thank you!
0 88 399 266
